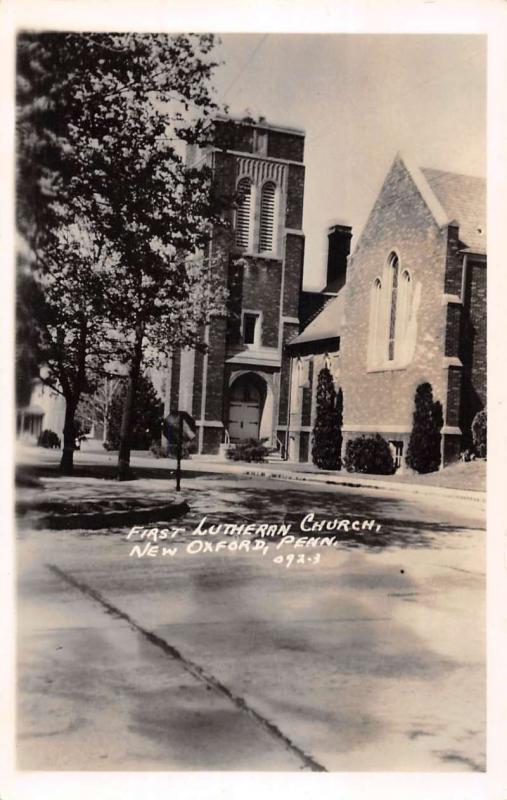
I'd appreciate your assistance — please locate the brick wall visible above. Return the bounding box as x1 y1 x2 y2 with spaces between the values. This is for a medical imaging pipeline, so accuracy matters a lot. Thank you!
459 258 487 445
278 322 300 426
444 302 462 357
267 130 304 163
339 155 448 433
192 346 204 420
284 233 305 318
228 257 283 349
444 224 463 295
445 366 462 428
214 121 304 164
285 165 305 230
301 360 313 427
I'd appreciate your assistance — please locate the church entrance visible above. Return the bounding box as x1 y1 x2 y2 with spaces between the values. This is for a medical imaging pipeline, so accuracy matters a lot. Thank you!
228 374 264 441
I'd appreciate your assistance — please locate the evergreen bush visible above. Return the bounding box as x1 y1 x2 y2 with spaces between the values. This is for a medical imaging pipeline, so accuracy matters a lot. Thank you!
37 429 61 449
343 434 395 474
106 372 163 450
471 409 487 458
311 368 342 470
406 382 443 473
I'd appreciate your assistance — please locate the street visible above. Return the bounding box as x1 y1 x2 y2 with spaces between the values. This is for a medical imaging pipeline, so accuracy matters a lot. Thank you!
16 464 485 772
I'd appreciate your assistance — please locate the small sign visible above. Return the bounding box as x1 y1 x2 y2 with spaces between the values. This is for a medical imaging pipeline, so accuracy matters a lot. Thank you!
164 411 196 441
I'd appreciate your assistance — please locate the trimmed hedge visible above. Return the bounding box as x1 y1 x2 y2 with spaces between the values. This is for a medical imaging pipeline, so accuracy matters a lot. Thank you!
37 429 61 449
227 438 269 463
343 434 395 475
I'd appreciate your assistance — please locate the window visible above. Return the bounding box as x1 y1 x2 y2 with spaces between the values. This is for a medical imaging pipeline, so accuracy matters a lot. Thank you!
368 278 383 365
259 182 276 252
387 253 399 361
235 178 252 249
368 254 414 370
242 312 260 346
253 129 268 156
397 269 412 345
389 440 404 471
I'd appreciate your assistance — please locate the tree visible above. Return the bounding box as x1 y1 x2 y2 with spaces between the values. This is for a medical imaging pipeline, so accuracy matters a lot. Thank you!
311 368 343 470
16 33 229 478
406 382 443 473
15 218 112 473
76 374 123 442
106 372 163 450
16 264 43 408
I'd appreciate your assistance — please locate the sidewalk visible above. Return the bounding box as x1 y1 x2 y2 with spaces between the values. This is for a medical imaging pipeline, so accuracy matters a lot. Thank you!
17 443 485 503
184 455 485 503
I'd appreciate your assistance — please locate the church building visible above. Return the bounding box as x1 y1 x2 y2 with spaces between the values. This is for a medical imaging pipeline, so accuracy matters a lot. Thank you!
165 117 317 455
286 153 486 468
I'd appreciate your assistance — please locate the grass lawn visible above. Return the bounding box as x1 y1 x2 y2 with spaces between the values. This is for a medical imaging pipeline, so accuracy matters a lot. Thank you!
286 458 486 492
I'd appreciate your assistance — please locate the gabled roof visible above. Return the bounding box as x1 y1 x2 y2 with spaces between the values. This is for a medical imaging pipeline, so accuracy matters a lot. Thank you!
398 153 486 254
421 168 486 253
289 290 345 346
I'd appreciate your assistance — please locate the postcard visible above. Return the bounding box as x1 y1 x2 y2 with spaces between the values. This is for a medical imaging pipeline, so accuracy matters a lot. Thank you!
2 2 506 799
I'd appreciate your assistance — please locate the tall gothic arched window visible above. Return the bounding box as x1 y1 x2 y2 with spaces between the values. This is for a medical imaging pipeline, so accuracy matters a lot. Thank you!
259 182 276 252
235 178 252 249
387 253 399 361
368 277 383 364
397 269 412 347
368 255 414 369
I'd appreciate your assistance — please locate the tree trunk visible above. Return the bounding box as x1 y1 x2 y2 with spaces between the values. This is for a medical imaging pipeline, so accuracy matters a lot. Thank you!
60 397 77 475
117 323 144 481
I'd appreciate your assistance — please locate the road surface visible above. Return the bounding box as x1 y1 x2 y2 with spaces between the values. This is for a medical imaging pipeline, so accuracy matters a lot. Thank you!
16 470 485 772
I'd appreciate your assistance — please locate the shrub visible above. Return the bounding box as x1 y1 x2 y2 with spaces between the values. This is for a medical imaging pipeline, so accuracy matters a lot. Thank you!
103 440 115 451
227 438 269 463
37 429 61 449
406 382 443 473
471 409 487 458
343 434 395 475
311 368 342 470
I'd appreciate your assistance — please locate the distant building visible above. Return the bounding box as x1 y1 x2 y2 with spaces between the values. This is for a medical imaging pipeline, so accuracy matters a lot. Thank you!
287 153 486 468
16 381 66 444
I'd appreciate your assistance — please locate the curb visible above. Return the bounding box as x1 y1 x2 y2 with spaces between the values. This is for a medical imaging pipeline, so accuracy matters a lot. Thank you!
18 447 485 504
127 453 485 504
238 466 485 503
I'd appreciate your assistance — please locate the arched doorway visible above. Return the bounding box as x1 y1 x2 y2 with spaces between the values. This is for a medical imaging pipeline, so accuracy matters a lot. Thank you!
228 373 265 441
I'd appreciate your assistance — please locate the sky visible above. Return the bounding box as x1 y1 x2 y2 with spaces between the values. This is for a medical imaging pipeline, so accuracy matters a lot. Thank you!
211 34 486 289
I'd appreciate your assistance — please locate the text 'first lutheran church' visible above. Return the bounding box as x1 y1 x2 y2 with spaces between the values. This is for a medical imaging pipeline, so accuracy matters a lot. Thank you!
166 116 486 469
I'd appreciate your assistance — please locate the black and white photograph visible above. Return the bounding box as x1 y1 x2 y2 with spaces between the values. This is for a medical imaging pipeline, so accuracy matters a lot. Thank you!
3 2 505 795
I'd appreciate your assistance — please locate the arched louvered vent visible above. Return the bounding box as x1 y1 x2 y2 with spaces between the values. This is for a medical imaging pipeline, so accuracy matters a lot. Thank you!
235 178 252 249
259 182 276 252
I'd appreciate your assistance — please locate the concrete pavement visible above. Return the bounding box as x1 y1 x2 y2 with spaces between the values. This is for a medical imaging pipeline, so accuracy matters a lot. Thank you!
16 469 485 771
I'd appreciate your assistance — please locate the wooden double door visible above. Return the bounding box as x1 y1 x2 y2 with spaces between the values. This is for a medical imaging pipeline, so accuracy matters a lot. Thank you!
228 375 262 441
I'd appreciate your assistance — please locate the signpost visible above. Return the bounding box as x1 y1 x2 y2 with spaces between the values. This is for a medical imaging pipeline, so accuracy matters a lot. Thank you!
163 411 196 492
